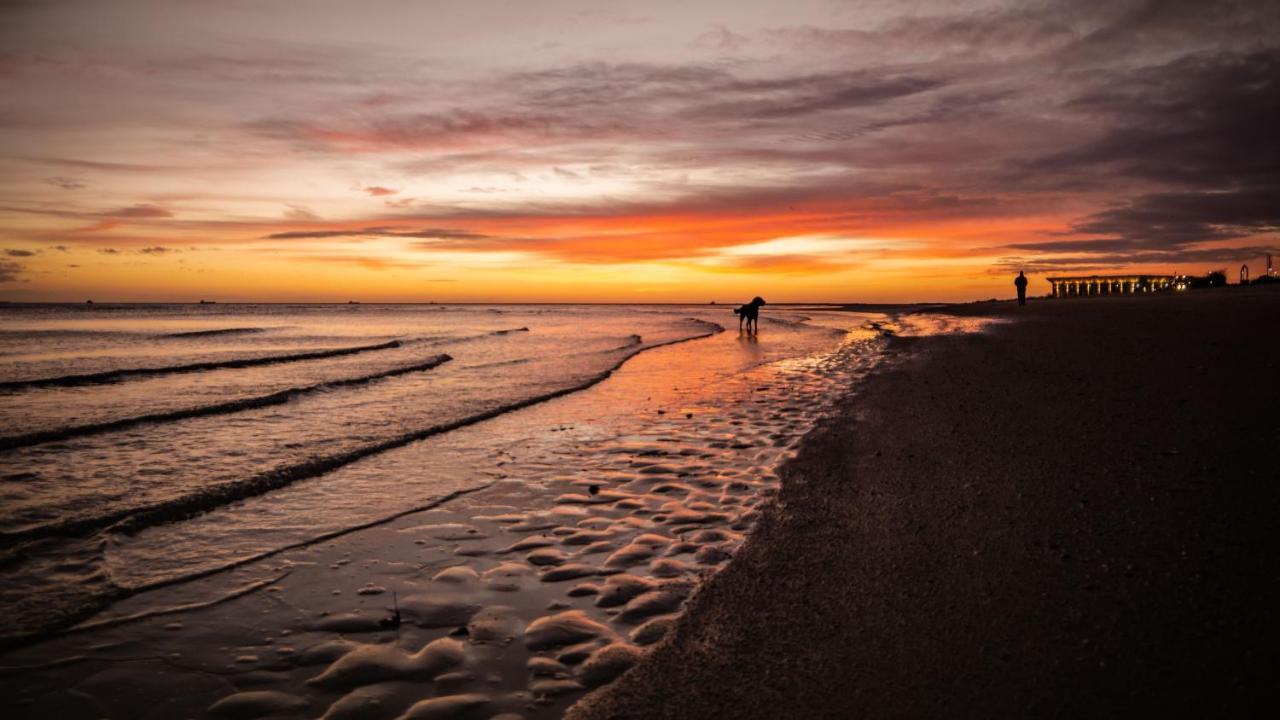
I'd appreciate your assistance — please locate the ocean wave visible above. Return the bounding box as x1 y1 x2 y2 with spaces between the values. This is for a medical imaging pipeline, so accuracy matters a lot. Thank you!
0 354 453 452
159 327 271 338
0 327 720 548
0 340 404 392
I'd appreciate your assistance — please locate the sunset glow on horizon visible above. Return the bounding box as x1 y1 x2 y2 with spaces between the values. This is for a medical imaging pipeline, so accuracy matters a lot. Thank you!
2 0 1277 303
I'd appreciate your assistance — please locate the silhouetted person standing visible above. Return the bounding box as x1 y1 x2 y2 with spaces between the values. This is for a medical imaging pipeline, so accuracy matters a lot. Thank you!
1014 271 1028 306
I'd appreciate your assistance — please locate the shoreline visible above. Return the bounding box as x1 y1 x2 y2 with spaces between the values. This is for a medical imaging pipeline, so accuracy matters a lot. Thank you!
570 287 1280 718
0 309 883 719
0 319 724 650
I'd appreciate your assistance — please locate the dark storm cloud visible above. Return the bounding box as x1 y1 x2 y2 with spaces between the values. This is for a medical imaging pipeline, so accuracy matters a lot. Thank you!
1055 0 1280 66
514 61 949 122
1010 38 1280 266
688 71 946 120
1028 48 1280 188
994 244 1278 274
1068 187 1280 245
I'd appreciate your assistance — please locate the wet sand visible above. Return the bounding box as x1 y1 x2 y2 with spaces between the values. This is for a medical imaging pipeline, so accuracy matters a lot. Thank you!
571 288 1280 719
0 312 886 719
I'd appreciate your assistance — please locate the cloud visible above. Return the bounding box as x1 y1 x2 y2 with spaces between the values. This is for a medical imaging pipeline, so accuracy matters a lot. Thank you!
19 156 171 172
97 248 120 255
246 110 623 152
1025 48 1280 189
688 71 946 120
138 246 177 254
44 176 85 190
290 254 425 271
4 248 36 257
98 204 173 219
1068 188 1279 246
693 25 749 52
993 244 1277 275
284 204 318 220
6 0 1280 297
264 226 489 241
0 259 21 282
1001 42 1280 271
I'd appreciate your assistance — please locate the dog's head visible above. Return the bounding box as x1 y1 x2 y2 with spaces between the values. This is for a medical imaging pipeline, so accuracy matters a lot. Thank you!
750 296 766 307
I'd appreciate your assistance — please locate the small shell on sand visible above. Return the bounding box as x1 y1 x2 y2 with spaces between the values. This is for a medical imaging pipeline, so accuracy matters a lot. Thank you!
208 690 308 719
394 693 492 720
307 637 465 689
577 643 645 687
524 610 615 650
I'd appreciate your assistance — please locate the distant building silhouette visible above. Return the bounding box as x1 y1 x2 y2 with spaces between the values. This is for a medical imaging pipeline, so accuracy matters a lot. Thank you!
1048 274 1175 297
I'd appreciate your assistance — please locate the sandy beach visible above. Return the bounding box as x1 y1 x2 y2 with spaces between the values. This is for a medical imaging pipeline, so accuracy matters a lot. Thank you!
572 287 1280 719
0 307 885 719
2 290 1276 719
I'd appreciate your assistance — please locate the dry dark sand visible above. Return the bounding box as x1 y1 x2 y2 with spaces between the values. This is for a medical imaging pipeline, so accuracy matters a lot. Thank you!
570 288 1280 719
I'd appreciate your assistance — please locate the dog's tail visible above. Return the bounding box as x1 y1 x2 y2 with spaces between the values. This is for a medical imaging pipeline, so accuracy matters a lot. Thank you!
732 307 742 316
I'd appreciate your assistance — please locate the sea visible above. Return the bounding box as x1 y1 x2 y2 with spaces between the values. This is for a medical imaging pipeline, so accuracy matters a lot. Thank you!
0 303 887 648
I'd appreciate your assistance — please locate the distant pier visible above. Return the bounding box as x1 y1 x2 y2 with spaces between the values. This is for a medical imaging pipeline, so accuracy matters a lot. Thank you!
1048 274 1175 297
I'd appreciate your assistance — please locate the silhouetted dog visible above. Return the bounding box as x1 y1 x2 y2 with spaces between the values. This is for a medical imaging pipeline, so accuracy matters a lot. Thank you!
733 296 766 333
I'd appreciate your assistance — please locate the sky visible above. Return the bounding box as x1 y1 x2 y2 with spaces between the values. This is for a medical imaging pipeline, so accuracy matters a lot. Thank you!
1 0 1277 303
